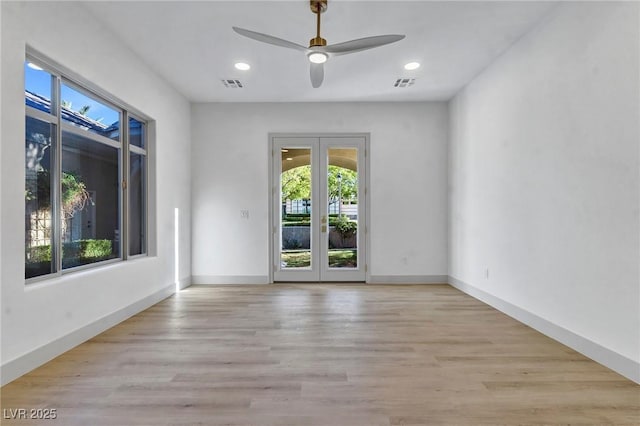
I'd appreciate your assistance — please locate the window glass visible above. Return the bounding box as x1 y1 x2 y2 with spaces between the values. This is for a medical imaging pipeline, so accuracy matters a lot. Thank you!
25 117 55 278
25 62 52 114
61 130 120 269
61 83 121 143
280 148 312 269
24 56 148 281
129 153 146 255
129 117 145 149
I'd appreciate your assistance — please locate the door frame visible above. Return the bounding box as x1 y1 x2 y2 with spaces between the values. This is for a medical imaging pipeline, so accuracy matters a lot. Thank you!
268 133 371 283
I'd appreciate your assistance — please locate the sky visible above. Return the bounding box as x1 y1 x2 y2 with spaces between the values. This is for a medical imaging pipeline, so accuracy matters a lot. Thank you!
25 62 120 126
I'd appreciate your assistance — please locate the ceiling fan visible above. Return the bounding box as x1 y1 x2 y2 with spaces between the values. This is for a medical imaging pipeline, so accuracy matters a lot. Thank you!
232 0 405 88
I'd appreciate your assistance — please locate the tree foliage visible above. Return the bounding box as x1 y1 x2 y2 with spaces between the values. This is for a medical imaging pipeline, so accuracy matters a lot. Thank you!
281 165 358 202
26 170 92 222
327 166 357 202
281 165 311 201
61 171 92 221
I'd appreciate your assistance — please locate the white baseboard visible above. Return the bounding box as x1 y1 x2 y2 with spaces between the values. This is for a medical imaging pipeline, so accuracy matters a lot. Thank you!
368 275 448 284
448 276 640 384
0 284 175 386
177 276 192 290
192 275 448 285
191 275 270 285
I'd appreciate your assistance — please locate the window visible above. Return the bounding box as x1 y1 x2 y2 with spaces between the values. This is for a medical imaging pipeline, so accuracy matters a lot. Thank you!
24 53 149 280
128 117 147 256
25 116 55 278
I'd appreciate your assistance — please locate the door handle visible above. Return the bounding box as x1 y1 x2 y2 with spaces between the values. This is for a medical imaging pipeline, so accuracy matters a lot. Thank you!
321 225 327 233
321 215 327 224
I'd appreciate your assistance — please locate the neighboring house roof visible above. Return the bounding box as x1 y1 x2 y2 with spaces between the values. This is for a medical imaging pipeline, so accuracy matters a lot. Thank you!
25 90 142 142
26 90 116 137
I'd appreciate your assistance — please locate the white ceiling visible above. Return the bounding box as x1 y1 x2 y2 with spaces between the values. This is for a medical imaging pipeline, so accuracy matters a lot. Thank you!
83 1 557 102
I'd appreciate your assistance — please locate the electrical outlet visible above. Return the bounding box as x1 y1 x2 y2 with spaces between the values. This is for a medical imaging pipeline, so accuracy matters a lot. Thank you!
240 210 249 219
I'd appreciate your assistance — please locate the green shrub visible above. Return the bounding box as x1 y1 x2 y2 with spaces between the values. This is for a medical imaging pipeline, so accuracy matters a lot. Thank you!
283 213 311 219
63 239 113 259
26 240 113 274
81 239 112 258
334 215 357 238
282 213 355 228
26 245 52 262
283 214 311 224
26 240 113 262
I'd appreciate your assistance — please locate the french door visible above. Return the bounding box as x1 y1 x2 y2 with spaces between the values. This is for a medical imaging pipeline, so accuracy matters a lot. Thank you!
272 135 367 282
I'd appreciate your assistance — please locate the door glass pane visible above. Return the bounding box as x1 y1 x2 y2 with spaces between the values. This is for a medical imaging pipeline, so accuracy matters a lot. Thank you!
327 148 358 269
61 131 120 269
280 148 311 269
25 116 55 278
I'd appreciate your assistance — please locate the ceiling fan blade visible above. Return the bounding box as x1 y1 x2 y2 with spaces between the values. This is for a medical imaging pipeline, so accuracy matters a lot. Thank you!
310 62 324 88
324 34 405 56
232 27 308 52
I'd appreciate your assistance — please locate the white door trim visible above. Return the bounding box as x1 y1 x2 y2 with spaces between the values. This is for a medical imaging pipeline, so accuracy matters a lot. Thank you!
268 133 371 283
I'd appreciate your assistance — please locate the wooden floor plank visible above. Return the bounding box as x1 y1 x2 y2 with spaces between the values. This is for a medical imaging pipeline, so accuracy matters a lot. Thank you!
1 284 638 425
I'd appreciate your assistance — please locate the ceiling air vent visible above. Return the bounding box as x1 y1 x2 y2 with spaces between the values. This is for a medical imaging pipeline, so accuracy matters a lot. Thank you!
394 78 415 88
221 79 244 88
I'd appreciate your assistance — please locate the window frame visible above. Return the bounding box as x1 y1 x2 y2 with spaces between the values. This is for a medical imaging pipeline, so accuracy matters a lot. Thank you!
127 113 148 259
25 49 151 284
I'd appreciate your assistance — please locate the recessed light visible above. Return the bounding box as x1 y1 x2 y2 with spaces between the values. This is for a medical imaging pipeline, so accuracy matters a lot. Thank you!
281 149 289 153
404 62 420 71
27 62 43 71
286 157 293 161
234 62 250 71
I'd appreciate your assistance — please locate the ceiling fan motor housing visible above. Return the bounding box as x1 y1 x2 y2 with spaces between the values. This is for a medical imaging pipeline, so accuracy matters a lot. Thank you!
309 36 327 47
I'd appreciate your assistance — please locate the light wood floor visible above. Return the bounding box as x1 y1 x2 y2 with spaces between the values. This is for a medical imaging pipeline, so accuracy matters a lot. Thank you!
1 284 638 425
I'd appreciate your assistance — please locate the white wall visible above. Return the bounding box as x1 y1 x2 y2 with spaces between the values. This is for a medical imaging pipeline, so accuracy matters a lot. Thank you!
1 2 192 384
0 3 4 373
191 102 448 283
449 2 639 381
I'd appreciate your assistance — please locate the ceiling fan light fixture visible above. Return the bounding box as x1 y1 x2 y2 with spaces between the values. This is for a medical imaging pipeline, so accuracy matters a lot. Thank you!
308 52 328 64
404 62 420 70
234 62 251 71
